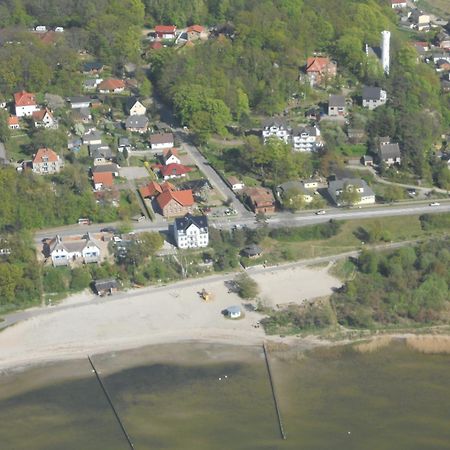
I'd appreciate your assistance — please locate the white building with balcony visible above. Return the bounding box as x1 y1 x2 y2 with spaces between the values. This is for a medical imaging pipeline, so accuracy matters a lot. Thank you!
262 119 291 144
174 214 209 249
292 125 322 152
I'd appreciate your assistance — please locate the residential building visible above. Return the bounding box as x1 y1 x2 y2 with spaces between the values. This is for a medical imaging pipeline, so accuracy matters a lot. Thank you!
82 129 102 146
72 107 92 123
241 244 263 259
156 188 195 217
83 61 104 74
7 115 19 130
90 144 113 164
391 0 407 8
186 25 208 41
159 163 192 180
92 164 119 177
228 176 245 191
292 125 322 151
378 138 401 166
125 115 149 133
262 118 290 144
98 78 125 94
301 179 320 189
92 171 114 190
276 181 313 205
32 108 57 128
327 178 375 206
118 137 132 152
150 133 174 150
68 96 91 109
410 10 431 31
32 148 62 174
47 234 101 266
140 181 175 199
14 91 39 117
305 57 337 86
155 25 177 40
362 86 387 110
84 78 102 91
174 213 209 249
244 187 276 215
328 95 346 116
126 98 146 116
162 148 181 165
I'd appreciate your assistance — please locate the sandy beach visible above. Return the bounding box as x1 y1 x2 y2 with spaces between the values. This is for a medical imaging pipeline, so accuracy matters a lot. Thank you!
0 265 339 372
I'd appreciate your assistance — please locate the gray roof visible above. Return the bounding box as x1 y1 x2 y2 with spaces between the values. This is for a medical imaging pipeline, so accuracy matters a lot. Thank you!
90 144 112 159
83 129 102 143
262 117 289 129
94 278 118 291
329 95 346 107
175 213 208 232
84 79 98 88
292 125 318 137
92 163 118 173
125 115 148 128
276 181 310 196
362 86 382 101
328 178 375 205
83 61 103 72
118 137 130 147
126 97 144 110
242 244 263 257
379 143 401 160
226 306 241 314
68 95 91 105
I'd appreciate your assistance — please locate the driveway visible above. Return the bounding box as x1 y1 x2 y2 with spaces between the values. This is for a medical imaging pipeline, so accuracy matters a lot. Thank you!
119 166 149 180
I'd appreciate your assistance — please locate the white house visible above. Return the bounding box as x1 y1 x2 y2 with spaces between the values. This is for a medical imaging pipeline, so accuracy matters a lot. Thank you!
391 0 407 8
174 214 209 249
262 118 291 144
14 91 39 117
68 96 91 109
327 178 375 206
225 306 242 319
32 108 57 128
32 148 62 175
292 125 322 152
150 133 174 150
47 234 101 266
362 86 387 110
162 148 181 165
378 138 401 166
126 98 146 116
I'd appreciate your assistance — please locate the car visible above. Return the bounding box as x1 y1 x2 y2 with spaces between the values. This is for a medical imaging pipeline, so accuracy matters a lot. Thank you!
429 202 440 206
100 227 117 233
315 210 326 215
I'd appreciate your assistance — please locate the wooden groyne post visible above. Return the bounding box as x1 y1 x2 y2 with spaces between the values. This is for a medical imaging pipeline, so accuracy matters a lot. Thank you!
88 356 136 450
263 342 287 440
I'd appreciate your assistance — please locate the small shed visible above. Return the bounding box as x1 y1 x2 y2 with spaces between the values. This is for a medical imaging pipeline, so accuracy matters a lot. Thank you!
93 278 118 296
362 155 374 166
242 244 263 259
225 306 241 319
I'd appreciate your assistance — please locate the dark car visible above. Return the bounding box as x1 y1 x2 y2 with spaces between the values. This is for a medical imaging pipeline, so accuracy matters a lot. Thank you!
100 227 118 233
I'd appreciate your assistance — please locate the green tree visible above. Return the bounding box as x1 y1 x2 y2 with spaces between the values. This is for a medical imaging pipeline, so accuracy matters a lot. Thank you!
0 109 11 142
70 267 92 291
140 232 164 256
338 183 361 206
234 273 260 299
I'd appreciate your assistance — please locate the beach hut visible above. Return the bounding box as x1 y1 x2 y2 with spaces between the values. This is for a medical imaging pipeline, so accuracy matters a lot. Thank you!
225 306 242 319
241 244 263 259
93 278 118 296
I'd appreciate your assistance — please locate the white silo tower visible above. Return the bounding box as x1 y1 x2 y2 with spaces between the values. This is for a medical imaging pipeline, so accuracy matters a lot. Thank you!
381 30 390 75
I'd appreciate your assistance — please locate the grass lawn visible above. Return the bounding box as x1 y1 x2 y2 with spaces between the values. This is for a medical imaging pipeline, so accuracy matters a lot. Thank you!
5 134 32 161
418 0 450 17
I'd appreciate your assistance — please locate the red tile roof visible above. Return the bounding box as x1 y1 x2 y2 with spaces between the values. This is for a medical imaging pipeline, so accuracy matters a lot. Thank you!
93 172 114 187
33 148 58 164
157 188 194 209
149 41 163 50
7 115 19 126
140 181 175 198
32 108 53 121
98 78 125 91
160 163 192 178
14 91 36 107
155 25 176 34
306 57 332 73
163 148 179 158
187 25 204 33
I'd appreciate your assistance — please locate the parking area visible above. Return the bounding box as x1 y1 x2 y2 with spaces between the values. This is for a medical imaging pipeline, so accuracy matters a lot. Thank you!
119 166 149 180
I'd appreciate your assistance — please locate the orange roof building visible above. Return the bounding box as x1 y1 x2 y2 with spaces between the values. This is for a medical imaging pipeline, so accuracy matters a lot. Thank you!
139 180 175 198
32 148 62 174
7 115 20 129
155 25 177 39
14 90 38 117
156 188 194 217
93 172 114 190
305 57 337 85
98 78 126 93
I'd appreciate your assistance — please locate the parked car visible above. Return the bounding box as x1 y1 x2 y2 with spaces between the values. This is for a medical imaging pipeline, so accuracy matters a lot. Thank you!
429 202 440 206
100 227 118 233
315 210 326 215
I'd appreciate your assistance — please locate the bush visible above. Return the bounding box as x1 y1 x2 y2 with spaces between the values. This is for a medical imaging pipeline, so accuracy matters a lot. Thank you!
234 273 260 299
420 213 450 231
269 221 341 242
69 267 92 291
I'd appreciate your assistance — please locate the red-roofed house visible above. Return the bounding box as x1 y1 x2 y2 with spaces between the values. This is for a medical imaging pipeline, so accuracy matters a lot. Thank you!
98 78 126 94
162 148 181 165
305 57 337 86
32 148 62 174
7 115 20 130
93 172 114 190
159 163 192 180
156 188 194 217
139 180 175 199
32 108 56 128
155 25 177 40
187 25 207 41
391 0 407 8
14 91 39 117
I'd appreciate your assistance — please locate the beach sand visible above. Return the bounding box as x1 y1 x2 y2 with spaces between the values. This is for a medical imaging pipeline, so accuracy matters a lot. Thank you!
0 265 340 371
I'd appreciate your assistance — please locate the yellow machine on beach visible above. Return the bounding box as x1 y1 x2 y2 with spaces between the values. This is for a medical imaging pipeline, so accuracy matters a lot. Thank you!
200 289 213 302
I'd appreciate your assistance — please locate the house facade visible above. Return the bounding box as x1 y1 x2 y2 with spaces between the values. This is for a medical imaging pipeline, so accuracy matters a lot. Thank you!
328 178 375 206
245 187 276 214
150 133 174 150
262 119 290 144
174 214 209 249
328 95 346 116
32 148 62 174
157 188 194 217
292 125 322 152
7 115 20 129
125 115 149 133
162 148 181 165
276 181 313 206
98 78 125 94
14 91 39 117
378 138 401 166
305 57 337 86
32 108 57 128
391 0 407 8
155 25 177 40
362 86 387 110
126 98 146 116
47 234 101 266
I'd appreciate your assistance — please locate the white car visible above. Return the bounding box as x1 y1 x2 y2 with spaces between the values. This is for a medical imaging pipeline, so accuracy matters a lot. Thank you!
315 210 326 215
429 202 440 206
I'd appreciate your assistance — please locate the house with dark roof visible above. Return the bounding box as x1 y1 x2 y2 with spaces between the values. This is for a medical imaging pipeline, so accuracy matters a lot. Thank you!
126 98 146 116
83 129 102 146
125 115 149 133
292 125 322 151
93 278 118 296
83 61 104 74
68 96 91 109
241 244 263 259
174 214 209 248
362 86 387 110
378 138 401 166
46 234 101 266
90 144 113 164
328 95 346 116
150 133 174 150
276 181 313 206
328 178 375 206
262 118 291 144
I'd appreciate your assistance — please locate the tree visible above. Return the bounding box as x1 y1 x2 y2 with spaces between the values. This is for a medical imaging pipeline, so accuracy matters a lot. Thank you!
0 263 22 304
70 267 91 291
338 183 361 206
0 109 11 142
283 187 306 211
140 232 164 256
234 273 260 299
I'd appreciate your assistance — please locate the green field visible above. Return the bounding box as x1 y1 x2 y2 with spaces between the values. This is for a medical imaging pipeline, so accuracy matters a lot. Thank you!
418 0 450 17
